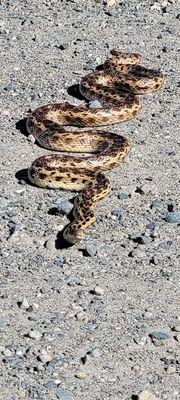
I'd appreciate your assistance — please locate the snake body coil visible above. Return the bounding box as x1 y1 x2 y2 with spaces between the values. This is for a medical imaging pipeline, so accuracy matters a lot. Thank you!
27 51 164 244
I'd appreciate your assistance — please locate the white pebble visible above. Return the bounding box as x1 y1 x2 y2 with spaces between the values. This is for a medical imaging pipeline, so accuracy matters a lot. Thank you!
166 365 176 374
19 298 30 310
89 100 102 109
3 348 13 357
75 371 87 379
39 350 52 363
94 286 104 295
45 238 55 251
138 390 158 400
28 330 42 340
28 134 36 143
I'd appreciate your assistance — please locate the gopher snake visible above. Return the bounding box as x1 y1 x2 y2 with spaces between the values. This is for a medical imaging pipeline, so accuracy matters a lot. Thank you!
27 51 164 244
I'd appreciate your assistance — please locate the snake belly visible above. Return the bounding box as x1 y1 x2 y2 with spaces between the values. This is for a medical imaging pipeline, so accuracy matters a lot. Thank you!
27 51 164 244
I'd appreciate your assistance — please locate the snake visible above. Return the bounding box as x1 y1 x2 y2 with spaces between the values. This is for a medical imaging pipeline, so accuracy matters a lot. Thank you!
26 50 164 244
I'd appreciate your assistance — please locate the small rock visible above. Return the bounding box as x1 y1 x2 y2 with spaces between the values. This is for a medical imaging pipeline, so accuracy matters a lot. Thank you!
141 236 153 244
172 325 180 332
157 241 172 251
5 82 17 92
89 348 100 358
0 22 8 34
45 238 55 251
150 331 169 346
105 0 116 7
99 257 111 268
166 365 176 374
111 209 123 220
28 134 36 143
56 388 74 399
75 312 87 322
84 243 97 257
38 350 52 363
44 381 57 389
18 298 30 310
137 390 157 400
52 255 64 267
146 222 157 231
134 336 147 345
84 62 94 71
118 192 130 200
89 100 102 109
165 212 180 223
75 371 87 379
58 43 70 50
32 303 39 310
93 286 104 296
16 350 24 356
3 348 13 357
28 330 42 340
54 198 73 215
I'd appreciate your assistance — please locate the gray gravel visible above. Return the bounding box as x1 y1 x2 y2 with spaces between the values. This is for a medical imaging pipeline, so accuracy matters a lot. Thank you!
0 0 180 399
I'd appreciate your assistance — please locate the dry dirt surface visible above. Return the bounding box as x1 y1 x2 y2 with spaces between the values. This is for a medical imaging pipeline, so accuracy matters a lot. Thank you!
0 1 180 399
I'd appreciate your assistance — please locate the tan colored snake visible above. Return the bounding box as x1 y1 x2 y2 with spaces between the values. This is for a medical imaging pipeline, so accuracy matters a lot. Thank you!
27 51 164 244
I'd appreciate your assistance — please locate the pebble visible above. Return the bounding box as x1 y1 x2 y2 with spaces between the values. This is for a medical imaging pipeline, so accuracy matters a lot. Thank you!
45 238 56 251
84 243 97 257
93 286 104 296
118 192 130 200
54 198 73 215
99 257 111 268
137 183 156 195
89 348 101 358
150 331 169 346
27 134 36 143
19 298 30 310
89 100 102 109
172 325 180 332
5 82 17 92
165 212 180 223
52 255 64 267
0 22 8 34
84 61 94 71
3 348 13 357
146 222 157 231
157 241 172 251
28 330 42 340
141 236 153 244
38 350 52 363
111 209 123 220
56 388 74 399
137 390 157 400
75 371 87 379
44 381 57 389
58 43 70 50
166 365 176 374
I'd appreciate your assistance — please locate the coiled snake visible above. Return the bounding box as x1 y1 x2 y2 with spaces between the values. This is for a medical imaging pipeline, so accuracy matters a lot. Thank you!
27 51 164 244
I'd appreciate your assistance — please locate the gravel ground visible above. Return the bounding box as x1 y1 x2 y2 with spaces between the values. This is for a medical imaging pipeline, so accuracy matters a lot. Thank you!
0 1 180 399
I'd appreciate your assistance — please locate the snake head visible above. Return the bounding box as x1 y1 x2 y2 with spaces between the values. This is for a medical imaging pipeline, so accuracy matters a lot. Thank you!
63 225 84 244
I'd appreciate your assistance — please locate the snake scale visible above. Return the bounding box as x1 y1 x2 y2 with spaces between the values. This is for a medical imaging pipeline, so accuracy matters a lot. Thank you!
27 51 164 244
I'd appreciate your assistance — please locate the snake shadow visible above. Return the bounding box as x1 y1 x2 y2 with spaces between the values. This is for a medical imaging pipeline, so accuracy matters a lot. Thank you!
67 84 87 101
15 169 75 249
16 118 29 137
49 204 76 249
